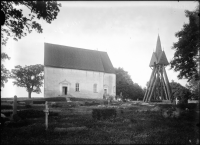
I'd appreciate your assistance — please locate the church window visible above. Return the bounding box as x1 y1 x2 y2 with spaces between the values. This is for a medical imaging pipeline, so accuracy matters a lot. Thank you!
93 84 97 93
76 83 79 92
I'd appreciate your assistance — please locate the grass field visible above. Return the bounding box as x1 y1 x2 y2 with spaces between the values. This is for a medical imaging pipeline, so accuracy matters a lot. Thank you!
1 100 199 144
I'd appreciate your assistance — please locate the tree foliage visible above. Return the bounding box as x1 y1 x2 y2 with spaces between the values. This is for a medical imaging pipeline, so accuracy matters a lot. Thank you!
186 78 199 100
1 52 11 88
115 67 144 100
11 64 44 98
1 1 61 87
170 80 191 104
170 4 199 81
1 1 61 46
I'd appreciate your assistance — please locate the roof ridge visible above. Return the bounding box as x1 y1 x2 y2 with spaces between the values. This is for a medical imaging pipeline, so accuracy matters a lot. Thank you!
45 42 107 53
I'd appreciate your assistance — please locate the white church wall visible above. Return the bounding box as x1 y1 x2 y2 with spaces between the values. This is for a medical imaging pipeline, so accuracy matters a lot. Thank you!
44 66 116 99
103 73 116 96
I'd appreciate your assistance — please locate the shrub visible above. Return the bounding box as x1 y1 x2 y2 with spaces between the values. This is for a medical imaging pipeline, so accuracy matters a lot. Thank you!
170 81 191 104
84 101 100 106
92 108 117 120
33 101 45 104
186 103 198 110
69 97 85 101
176 103 187 110
176 103 198 110
45 97 66 102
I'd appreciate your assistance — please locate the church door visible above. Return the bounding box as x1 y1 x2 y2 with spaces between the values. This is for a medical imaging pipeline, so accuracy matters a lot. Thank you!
62 87 68 95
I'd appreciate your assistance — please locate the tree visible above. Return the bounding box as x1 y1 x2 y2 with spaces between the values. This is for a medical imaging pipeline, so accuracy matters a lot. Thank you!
115 67 144 100
11 64 44 98
1 1 61 46
1 53 11 88
186 78 199 100
170 80 191 104
142 81 149 94
1 1 61 87
130 83 144 100
170 4 199 82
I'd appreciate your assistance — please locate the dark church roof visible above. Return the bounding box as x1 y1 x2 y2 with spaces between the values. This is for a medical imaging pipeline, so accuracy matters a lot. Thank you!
44 43 115 74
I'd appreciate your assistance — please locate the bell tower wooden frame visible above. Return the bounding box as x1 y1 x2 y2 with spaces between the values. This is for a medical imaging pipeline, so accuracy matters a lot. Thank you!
143 35 172 102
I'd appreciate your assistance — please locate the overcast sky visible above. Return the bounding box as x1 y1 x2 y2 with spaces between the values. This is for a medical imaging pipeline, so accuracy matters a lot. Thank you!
1 1 198 98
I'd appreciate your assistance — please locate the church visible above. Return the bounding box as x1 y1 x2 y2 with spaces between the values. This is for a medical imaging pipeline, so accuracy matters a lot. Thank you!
44 43 116 99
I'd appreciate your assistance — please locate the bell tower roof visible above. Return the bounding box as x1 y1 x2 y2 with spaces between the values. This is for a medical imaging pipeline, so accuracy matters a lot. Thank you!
155 34 162 59
149 35 169 66
149 52 158 67
157 51 169 65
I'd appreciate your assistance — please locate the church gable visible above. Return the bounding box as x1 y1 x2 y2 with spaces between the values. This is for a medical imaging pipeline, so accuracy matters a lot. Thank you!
99 52 115 73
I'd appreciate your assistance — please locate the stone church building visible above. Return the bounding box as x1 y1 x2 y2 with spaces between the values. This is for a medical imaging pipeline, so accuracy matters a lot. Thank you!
44 43 116 99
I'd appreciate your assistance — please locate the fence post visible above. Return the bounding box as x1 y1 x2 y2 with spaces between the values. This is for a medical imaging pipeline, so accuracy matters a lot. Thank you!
13 95 17 115
44 101 49 130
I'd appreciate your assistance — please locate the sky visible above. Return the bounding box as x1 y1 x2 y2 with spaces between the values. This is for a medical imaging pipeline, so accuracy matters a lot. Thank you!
1 1 198 98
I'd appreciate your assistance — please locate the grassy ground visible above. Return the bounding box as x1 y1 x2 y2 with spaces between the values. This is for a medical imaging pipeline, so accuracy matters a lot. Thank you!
1 100 199 144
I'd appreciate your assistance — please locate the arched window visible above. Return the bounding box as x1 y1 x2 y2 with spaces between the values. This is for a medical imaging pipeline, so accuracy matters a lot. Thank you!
93 84 97 93
75 83 79 92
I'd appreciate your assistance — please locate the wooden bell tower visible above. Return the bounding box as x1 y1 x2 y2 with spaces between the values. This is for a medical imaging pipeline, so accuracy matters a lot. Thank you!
143 35 172 102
